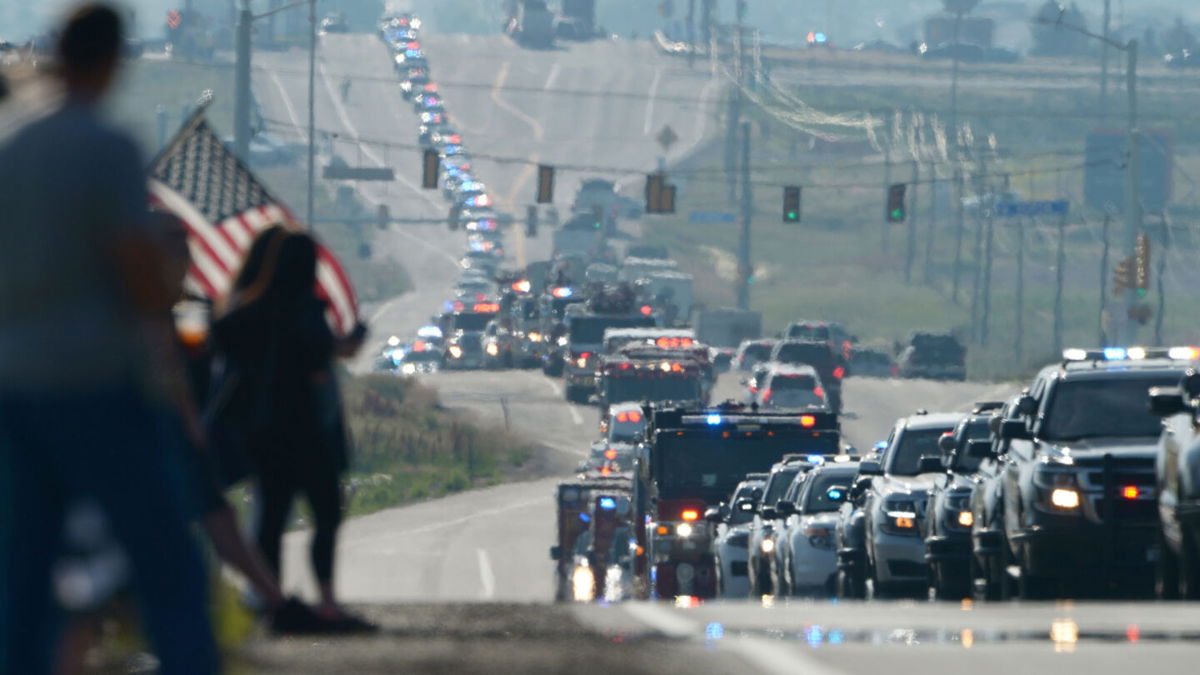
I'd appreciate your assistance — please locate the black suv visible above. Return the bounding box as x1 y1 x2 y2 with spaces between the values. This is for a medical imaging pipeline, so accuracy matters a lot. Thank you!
923 404 1000 599
976 348 1193 599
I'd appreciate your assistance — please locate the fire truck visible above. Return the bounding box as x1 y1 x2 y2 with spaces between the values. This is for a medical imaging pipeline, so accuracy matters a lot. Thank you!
631 404 843 599
597 350 707 408
549 479 636 602
555 284 656 403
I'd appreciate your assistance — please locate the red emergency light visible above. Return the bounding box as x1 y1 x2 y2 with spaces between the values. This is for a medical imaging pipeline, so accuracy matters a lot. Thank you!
640 305 653 316
655 337 695 349
604 448 618 460
1122 485 1140 500
814 386 825 399
680 509 699 522
511 280 532 293
473 303 500 313
615 411 643 423
833 366 846 380
412 341 427 352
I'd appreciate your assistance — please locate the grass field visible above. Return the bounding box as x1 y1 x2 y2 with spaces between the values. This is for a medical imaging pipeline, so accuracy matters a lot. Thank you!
643 69 1200 380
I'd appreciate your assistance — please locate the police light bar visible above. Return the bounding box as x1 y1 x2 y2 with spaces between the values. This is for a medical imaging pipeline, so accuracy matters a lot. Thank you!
552 287 573 299
472 303 500 313
598 496 616 510
1063 346 1200 362
655 336 695 349
511 280 532 293
680 412 838 429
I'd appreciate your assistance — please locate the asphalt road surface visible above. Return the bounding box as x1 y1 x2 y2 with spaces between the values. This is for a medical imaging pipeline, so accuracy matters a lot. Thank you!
245 27 1200 675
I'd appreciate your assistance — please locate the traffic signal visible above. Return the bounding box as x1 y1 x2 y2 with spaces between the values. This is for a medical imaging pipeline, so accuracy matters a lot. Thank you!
783 186 801 223
645 173 676 213
1135 233 1151 296
448 204 461 231
591 205 604 229
536 165 554 204
1112 256 1134 296
422 149 439 190
886 183 906 222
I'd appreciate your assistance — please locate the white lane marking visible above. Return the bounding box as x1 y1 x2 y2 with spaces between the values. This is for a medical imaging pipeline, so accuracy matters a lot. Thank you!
543 62 561 90
341 497 545 550
528 373 582 425
539 376 563 398
268 71 305 139
476 548 496 600
621 603 845 675
642 66 662 135
567 405 583 426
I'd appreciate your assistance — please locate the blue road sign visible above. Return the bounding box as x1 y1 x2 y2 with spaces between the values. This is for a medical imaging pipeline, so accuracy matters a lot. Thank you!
689 211 737 224
995 200 1069 218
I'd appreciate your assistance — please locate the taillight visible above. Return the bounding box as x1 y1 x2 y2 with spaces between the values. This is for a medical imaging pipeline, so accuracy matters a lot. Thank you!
761 390 772 403
813 386 825 399
833 366 846 379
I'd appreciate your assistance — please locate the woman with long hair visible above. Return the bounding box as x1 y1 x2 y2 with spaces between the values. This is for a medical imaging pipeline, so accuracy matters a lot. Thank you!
211 227 370 631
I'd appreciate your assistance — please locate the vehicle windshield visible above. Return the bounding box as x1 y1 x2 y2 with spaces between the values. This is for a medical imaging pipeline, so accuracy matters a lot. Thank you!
604 375 701 405
728 485 760 525
802 470 856 513
655 433 837 502
762 374 825 409
774 343 835 369
787 325 830 341
1041 375 1183 441
886 427 954 476
762 468 801 507
951 419 993 473
450 313 494 332
569 316 655 344
608 420 644 444
741 343 773 363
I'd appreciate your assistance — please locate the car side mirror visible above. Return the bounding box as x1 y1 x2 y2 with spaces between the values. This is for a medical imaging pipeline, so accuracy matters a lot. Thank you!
549 545 561 561
966 439 995 459
917 455 945 473
826 485 849 502
938 434 957 455
1016 394 1038 415
704 506 724 523
858 460 882 476
760 506 778 520
776 501 796 517
998 419 1032 440
1149 387 1190 417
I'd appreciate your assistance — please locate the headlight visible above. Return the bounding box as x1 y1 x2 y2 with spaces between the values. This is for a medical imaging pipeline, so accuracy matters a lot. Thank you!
1049 488 1080 509
401 363 417 375
957 511 974 527
760 538 775 554
881 501 919 535
528 332 542 342
448 345 463 358
676 523 694 538
485 343 500 356
576 356 588 368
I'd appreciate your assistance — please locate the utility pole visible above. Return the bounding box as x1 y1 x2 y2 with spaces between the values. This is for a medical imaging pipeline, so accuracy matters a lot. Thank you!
882 152 892 253
924 158 937 285
980 209 994 346
306 0 316 230
1100 0 1111 115
1015 217 1024 362
948 9 963 145
1121 39 1141 344
1099 212 1111 346
952 165 965 302
736 122 753 310
234 0 252 160
1053 212 1066 354
905 159 919 283
1155 220 1167 344
686 0 696 68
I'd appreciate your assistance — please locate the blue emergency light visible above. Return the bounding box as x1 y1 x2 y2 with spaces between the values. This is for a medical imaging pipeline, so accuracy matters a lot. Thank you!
1103 347 1127 360
598 497 616 510
827 488 844 501
706 414 722 425
578 512 591 523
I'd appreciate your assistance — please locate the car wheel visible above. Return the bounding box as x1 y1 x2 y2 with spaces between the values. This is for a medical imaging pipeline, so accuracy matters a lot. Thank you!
1017 567 1055 600
932 562 970 600
1157 529 1182 600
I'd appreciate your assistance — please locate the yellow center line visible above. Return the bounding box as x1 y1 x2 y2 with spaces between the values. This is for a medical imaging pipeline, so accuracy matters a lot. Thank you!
488 61 545 269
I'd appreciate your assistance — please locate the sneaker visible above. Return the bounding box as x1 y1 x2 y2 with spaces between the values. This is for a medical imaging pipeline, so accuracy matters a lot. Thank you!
322 612 378 635
270 597 327 635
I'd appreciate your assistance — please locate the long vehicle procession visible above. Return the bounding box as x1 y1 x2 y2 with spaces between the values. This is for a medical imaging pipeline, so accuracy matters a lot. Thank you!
369 11 1199 606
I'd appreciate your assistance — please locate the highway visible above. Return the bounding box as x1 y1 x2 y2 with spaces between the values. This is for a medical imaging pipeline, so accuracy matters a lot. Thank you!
243 26 1200 675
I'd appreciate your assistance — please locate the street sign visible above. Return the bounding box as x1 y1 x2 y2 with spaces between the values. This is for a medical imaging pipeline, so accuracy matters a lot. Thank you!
656 124 679 152
689 210 736 224
323 165 396 181
995 200 1069 218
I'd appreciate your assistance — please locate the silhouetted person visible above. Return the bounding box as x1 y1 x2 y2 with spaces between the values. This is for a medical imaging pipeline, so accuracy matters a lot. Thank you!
210 227 371 632
0 5 218 674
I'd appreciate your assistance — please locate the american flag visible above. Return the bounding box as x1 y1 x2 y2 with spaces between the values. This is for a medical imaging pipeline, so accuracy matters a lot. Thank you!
147 107 358 334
